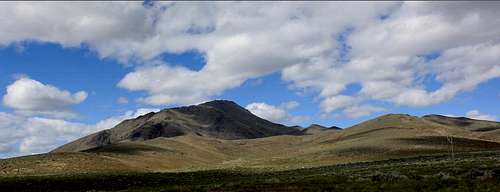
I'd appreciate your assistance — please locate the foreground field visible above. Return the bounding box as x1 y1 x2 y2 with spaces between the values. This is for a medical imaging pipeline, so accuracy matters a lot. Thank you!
2 150 500 191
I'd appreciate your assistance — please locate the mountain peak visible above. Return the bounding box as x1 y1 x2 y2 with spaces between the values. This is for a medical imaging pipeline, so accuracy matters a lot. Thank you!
53 100 301 153
198 100 249 113
306 124 327 129
377 113 415 119
200 100 240 107
329 126 342 130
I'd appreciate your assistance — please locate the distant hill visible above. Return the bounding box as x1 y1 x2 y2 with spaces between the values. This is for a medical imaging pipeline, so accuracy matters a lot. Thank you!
2 101 500 176
422 114 500 132
301 124 341 134
53 100 302 153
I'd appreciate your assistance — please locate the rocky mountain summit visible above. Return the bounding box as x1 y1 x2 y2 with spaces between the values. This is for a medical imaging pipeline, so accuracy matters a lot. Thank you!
53 100 303 152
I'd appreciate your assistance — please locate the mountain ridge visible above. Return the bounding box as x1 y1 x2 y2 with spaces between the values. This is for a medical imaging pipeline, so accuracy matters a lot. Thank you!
52 100 303 153
2 101 500 176
301 124 341 134
422 114 500 132
53 101 500 154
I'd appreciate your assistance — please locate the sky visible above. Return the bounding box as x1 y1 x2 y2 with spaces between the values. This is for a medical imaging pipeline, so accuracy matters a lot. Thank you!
0 1 499 158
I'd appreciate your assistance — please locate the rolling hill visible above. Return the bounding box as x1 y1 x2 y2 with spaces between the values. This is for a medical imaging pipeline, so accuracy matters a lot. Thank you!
2 100 500 176
301 124 341 135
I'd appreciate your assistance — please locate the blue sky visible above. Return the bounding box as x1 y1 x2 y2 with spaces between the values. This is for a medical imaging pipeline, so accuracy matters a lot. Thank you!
1 42 498 128
0 1 499 158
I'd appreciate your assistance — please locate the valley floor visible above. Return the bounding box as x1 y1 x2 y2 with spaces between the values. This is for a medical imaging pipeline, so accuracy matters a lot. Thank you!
2 150 500 191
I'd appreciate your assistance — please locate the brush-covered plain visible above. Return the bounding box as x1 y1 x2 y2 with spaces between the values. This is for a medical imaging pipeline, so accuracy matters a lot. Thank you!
2 151 500 191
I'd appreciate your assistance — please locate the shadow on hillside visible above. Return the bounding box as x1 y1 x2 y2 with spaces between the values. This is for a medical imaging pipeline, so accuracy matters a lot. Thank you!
83 144 172 155
396 136 500 149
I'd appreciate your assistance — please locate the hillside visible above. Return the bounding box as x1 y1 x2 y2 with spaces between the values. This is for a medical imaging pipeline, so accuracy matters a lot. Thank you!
2 101 500 176
301 124 340 135
422 114 500 132
53 100 301 153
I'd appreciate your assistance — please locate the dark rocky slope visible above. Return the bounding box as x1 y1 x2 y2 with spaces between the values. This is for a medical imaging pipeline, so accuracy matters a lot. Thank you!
53 100 302 152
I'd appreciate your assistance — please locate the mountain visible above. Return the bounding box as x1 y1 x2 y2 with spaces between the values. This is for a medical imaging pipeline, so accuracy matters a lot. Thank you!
53 100 301 153
329 125 342 130
301 124 341 134
3 103 500 176
422 114 500 132
301 124 327 134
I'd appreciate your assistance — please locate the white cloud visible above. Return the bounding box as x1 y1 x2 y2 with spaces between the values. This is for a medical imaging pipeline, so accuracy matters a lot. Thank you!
0 2 499 117
246 101 307 125
0 2 160 62
319 95 385 118
0 108 159 158
347 2 500 107
2 77 87 118
117 64 232 105
246 103 287 123
387 42 500 107
0 2 397 106
320 95 357 113
284 2 500 114
466 110 497 121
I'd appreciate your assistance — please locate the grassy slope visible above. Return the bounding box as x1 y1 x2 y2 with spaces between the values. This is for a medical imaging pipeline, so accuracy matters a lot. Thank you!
3 114 500 176
0 152 139 176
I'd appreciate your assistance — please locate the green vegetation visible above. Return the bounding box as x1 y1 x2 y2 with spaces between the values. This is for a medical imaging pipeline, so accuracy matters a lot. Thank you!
2 151 500 191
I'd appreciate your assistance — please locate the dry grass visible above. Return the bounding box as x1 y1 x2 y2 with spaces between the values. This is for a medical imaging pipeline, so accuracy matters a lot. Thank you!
0 152 139 176
3 114 500 176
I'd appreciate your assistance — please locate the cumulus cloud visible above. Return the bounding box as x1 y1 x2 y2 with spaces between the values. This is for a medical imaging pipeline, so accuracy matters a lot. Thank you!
317 94 385 118
283 2 500 114
0 108 159 158
466 110 497 121
0 2 160 62
117 64 233 105
320 95 357 113
2 77 87 118
0 2 499 117
349 2 500 106
246 101 308 125
246 103 287 122
0 2 396 106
